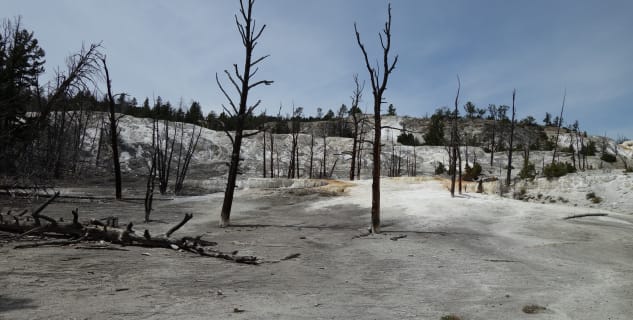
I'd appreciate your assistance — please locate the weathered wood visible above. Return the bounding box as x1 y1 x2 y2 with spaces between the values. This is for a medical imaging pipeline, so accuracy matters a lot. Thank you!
2 209 258 264
166 213 192 237
563 213 608 220
32 191 60 226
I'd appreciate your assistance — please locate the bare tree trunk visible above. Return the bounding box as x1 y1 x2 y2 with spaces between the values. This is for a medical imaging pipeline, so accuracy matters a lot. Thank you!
349 75 364 181
145 119 158 222
262 130 267 178
552 90 566 163
322 130 327 178
174 124 202 195
506 89 516 186
102 57 122 200
270 131 274 177
217 0 273 227
450 77 460 198
357 117 366 179
355 4 398 234
458 146 462 194
309 134 314 179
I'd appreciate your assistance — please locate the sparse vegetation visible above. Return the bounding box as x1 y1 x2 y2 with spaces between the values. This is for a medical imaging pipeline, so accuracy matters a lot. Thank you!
543 162 576 178
586 192 603 204
440 315 462 320
463 162 482 181
519 162 536 180
522 304 547 314
397 132 421 146
600 153 617 163
435 162 446 175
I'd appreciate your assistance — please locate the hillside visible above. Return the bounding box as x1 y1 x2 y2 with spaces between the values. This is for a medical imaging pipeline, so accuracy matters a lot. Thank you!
66 113 631 213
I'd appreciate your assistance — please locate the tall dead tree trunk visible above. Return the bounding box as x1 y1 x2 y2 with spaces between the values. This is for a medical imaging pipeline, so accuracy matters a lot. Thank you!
357 116 367 179
552 90 566 163
309 134 315 178
354 3 398 234
145 119 158 222
217 0 273 227
488 104 497 167
321 125 328 178
270 130 274 177
349 74 364 181
450 77 460 197
174 124 202 195
101 57 122 200
262 130 267 178
506 89 516 186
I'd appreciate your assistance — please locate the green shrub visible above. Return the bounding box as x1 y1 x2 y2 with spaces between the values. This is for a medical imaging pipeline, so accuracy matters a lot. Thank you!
396 132 421 146
435 162 446 175
519 162 536 179
463 162 482 181
586 192 603 204
543 162 575 178
581 141 596 156
600 153 617 163
565 162 577 173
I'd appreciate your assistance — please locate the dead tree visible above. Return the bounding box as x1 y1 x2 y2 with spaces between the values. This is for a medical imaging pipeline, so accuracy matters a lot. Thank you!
321 123 328 178
216 0 273 227
262 129 267 178
354 3 398 233
287 106 302 179
145 119 158 222
357 113 368 178
156 119 177 194
552 90 566 163
506 89 516 186
308 133 315 178
174 124 202 195
488 104 498 167
101 57 122 200
449 76 460 197
349 75 365 180
1 201 259 264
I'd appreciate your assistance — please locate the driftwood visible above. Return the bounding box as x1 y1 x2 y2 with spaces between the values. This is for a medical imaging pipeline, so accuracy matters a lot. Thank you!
563 213 608 220
1 194 260 265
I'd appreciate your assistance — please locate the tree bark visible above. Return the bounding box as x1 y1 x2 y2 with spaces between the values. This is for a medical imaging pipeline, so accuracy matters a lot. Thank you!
101 57 122 200
218 0 273 227
354 4 398 234
506 90 516 186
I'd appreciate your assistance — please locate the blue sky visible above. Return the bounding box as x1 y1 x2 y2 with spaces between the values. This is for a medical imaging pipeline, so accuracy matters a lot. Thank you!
5 0 633 138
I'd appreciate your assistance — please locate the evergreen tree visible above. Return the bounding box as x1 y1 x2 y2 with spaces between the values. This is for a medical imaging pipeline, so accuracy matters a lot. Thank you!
140 98 151 117
323 109 335 120
463 101 477 118
423 111 445 146
0 17 46 173
387 103 396 116
185 101 203 124
543 112 552 126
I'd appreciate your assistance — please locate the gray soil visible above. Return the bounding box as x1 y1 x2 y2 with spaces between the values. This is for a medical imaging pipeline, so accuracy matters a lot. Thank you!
1 179 632 320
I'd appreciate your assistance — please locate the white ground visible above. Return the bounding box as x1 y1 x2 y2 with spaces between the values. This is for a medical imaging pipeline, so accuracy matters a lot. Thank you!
2 176 632 319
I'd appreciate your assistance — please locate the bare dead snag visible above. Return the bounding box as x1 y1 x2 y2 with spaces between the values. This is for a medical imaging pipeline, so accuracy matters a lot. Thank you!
354 3 398 233
218 0 273 227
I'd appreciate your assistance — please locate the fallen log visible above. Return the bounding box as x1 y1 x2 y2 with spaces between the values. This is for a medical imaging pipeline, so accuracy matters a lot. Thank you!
1 193 260 264
563 213 608 220
2 208 256 264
